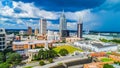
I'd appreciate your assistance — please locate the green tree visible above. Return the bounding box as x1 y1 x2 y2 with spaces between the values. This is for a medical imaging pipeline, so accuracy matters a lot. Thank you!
38 49 44 59
6 53 22 65
103 64 114 68
99 38 109 42
37 49 57 60
61 40 66 43
0 52 4 63
49 50 57 58
0 62 10 68
43 50 48 59
33 54 39 60
48 58 53 63
110 39 120 44
39 60 45 66
59 49 69 56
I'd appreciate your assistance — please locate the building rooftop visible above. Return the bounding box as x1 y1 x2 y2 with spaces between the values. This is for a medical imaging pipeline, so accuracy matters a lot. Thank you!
13 40 52 45
77 40 117 48
84 62 103 68
27 48 47 52
91 43 117 48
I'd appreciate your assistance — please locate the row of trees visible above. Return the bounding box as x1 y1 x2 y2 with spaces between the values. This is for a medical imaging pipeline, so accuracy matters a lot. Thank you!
103 64 114 68
33 49 57 60
33 48 69 66
100 38 120 44
0 49 22 68
114 62 120 65
33 48 69 60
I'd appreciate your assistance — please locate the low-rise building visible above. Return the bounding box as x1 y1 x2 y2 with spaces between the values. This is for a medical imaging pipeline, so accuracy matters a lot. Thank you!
27 48 47 62
15 35 36 41
90 52 106 57
19 30 25 35
6 33 15 48
83 35 114 40
12 40 52 55
84 62 103 68
47 30 60 41
65 37 81 43
37 34 47 40
109 52 120 62
74 41 118 52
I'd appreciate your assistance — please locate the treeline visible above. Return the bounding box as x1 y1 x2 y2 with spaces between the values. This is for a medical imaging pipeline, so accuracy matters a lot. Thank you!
33 48 68 61
100 38 120 44
33 49 57 60
0 49 22 68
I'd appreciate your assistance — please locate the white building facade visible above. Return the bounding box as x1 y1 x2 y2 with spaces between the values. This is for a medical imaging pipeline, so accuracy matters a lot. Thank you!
39 18 47 35
47 30 60 41
74 41 118 52
0 28 7 51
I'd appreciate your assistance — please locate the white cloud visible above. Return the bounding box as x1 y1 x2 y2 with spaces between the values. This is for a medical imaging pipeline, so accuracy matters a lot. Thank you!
65 9 90 20
65 9 98 23
67 22 77 30
47 21 78 30
0 0 100 30
0 6 14 17
16 19 23 24
0 1 58 19
47 21 59 29
0 18 9 21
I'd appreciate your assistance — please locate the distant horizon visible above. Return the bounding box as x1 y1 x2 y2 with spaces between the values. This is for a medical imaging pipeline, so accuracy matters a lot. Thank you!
5 29 120 33
0 0 120 32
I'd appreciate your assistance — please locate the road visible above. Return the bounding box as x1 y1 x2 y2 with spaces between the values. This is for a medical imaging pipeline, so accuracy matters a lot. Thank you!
33 56 88 68
68 65 83 68
54 55 85 62
16 55 87 68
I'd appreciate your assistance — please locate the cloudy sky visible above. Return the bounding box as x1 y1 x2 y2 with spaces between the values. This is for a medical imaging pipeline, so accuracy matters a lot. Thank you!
0 0 120 32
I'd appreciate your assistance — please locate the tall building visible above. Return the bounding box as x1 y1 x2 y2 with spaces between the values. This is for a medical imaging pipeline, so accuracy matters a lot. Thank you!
0 28 6 51
27 26 32 35
59 10 68 37
77 17 83 38
34 28 39 35
39 18 47 35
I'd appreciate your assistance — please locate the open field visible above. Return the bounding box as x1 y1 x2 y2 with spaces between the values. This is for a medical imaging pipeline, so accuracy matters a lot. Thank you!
100 57 113 62
53 45 83 53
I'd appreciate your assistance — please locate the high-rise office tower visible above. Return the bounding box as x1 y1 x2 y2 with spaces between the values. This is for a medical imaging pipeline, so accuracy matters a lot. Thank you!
59 10 69 37
0 28 6 51
27 26 32 35
39 18 47 35
77 17 83 38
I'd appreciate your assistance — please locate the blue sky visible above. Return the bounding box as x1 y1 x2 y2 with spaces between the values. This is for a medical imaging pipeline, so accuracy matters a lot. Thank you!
0 0 120 32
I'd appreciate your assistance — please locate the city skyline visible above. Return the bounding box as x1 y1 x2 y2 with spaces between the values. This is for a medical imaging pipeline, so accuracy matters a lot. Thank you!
0 0 120 32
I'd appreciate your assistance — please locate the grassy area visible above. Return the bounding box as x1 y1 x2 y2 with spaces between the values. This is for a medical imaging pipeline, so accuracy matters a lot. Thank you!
53 45 83 53
24 66 32 68
101 57 113 62
106 52 112 55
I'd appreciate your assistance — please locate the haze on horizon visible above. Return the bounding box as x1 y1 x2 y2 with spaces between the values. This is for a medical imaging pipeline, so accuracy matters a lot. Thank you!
0 0 120 32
